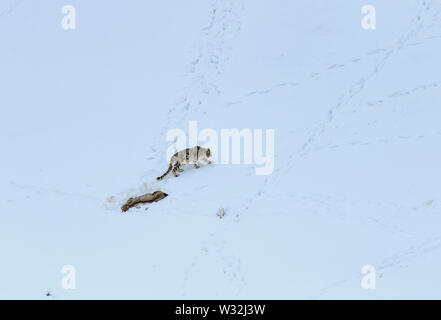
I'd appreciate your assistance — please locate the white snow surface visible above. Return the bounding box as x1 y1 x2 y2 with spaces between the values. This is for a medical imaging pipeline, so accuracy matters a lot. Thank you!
1 0 441 299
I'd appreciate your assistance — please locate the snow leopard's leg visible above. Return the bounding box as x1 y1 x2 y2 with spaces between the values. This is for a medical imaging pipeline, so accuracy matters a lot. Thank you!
200 159 212 165
194 162 200 169
172 163 180 177
176 163 184 172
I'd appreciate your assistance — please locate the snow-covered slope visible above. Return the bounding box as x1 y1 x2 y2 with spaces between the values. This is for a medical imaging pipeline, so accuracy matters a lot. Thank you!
1 0 441 299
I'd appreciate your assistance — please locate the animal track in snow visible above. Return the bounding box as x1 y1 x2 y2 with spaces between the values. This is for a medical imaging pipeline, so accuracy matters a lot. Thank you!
181 231 246 297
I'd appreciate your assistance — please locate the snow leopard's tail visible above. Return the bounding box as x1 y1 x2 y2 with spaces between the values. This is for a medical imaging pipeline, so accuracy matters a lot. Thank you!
157 164 172 180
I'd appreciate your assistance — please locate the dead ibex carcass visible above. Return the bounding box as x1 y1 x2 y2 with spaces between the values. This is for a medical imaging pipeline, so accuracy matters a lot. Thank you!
121 190 168 212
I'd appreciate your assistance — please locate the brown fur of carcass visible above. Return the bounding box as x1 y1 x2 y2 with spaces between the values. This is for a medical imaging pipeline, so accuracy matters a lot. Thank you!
121 190 168 212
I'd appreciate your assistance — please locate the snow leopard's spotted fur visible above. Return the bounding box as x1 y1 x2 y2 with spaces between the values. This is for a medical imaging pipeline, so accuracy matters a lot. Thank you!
157 146 212 180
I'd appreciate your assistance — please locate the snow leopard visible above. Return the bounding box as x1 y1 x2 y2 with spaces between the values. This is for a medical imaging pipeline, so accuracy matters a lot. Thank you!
156 146 213 180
